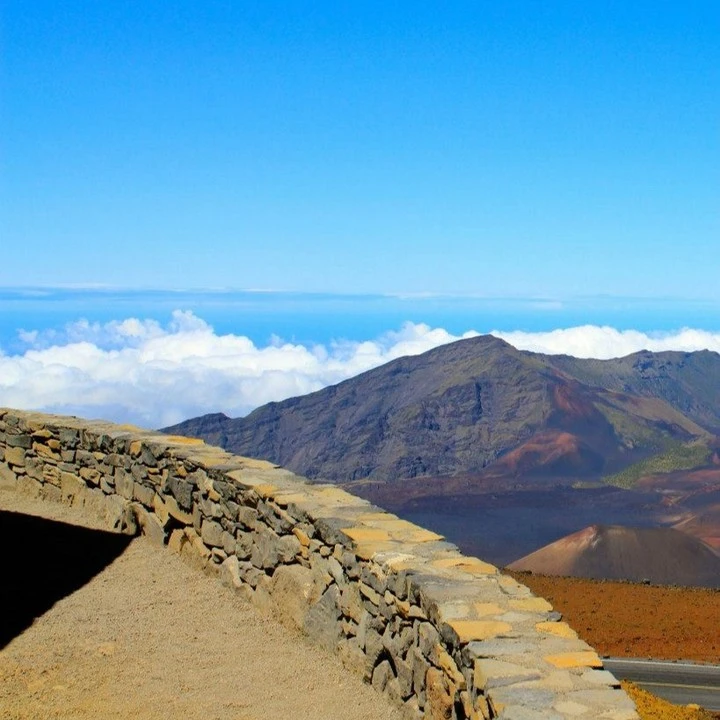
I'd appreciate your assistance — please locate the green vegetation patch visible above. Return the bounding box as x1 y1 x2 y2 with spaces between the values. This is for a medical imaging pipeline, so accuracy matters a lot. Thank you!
597 404 666 450
603 441 712 489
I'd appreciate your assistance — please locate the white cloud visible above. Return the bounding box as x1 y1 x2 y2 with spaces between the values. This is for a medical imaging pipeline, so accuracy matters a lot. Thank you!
0 312 476 428
492 325 720 358
1 312 719 429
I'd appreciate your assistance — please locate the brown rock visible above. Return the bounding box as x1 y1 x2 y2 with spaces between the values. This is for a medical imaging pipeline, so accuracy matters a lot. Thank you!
425 667 453 720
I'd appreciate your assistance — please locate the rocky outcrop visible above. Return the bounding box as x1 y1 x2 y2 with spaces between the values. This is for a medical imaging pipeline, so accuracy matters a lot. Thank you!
0 408 638 719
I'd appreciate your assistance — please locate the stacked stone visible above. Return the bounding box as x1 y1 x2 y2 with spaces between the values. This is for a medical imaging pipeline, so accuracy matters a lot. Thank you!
0 409 638 720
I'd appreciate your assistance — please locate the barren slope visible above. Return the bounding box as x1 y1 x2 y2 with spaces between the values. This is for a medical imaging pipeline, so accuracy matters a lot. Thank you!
508 524 720 587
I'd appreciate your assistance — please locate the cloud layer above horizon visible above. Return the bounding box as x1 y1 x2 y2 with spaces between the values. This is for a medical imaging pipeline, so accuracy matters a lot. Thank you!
2 311 719 429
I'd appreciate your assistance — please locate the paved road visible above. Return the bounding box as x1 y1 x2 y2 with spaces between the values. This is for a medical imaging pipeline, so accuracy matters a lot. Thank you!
604 657 720 711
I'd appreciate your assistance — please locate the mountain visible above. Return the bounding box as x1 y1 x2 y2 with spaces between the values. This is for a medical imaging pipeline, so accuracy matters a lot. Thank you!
163 335 720 578
164 335 720 487
673 503 720 552
507 524 720 587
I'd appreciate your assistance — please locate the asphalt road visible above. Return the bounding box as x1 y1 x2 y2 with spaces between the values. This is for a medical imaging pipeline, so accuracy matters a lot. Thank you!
604 658 720 712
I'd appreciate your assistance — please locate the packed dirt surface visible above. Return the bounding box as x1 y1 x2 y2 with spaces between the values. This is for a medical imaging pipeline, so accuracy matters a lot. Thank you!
508 571 720 663
0 489 404 720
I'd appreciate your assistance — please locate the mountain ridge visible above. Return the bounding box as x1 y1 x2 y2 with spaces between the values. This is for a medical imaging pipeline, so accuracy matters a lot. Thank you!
164 335 720 487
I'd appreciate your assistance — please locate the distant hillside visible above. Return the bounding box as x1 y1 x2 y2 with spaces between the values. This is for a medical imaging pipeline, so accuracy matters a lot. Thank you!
507 524 720 587
164 335 720 487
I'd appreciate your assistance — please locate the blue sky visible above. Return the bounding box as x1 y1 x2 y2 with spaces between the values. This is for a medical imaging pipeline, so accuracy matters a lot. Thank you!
2 1 718 297
2 3 719 426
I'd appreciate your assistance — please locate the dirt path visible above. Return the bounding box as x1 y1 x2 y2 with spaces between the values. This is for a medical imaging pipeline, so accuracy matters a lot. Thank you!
0 489 404 720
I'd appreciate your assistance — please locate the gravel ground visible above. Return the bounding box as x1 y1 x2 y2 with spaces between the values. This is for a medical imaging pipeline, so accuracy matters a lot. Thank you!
0 488 404 720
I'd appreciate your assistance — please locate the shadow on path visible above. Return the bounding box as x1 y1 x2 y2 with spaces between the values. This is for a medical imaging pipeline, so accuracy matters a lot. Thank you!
0 510 134 649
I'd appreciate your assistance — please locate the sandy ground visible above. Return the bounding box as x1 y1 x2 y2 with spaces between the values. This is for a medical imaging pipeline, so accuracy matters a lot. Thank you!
0 488 404 720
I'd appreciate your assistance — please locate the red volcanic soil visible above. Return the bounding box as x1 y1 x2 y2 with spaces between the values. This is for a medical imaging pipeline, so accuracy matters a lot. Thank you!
552 382 597 418
508 571 720 664
507 524 720 587
491 430 603 476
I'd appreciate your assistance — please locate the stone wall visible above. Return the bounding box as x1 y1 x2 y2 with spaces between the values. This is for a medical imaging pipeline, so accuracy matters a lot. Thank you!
0 408 638 720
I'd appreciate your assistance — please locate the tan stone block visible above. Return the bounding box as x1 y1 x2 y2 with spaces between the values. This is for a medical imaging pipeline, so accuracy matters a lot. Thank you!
375 552 416 570
153 493 170 525
431 556 497 575
167 529 187 554
509 597 553 613
60 471 85 503
79 467 101 485
293 527 311 546
0 462 17 488
474 659 541 689
536 621 578 639
474 603 504 617
390 597 409 618
129 440 143 457
542 670 575 691
581 669 621 687
189 527 209 552
274 492 309 507
34 443 60 460
601 711 640 720
435 645 466 689
398 527 445 543
4 446 26 467
353 540 402 560
358 581 381 605
17 475 42 498
555 700 591 716
497 575 529 594
253 483 277 498
544 651 602 669
115 423 144 432
269 564 320 630
164 435 205 446
437 601 473 621
361 517 444 543
238 456 276 470
165 494 193 525
356 511 397 521
134 505 167 546
448 620 512 643
316 486 368 504
426 666 453 720
472 695 491 720
193 452 236 469
460 689 474 719
43 464 60 485
343 526 391 543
